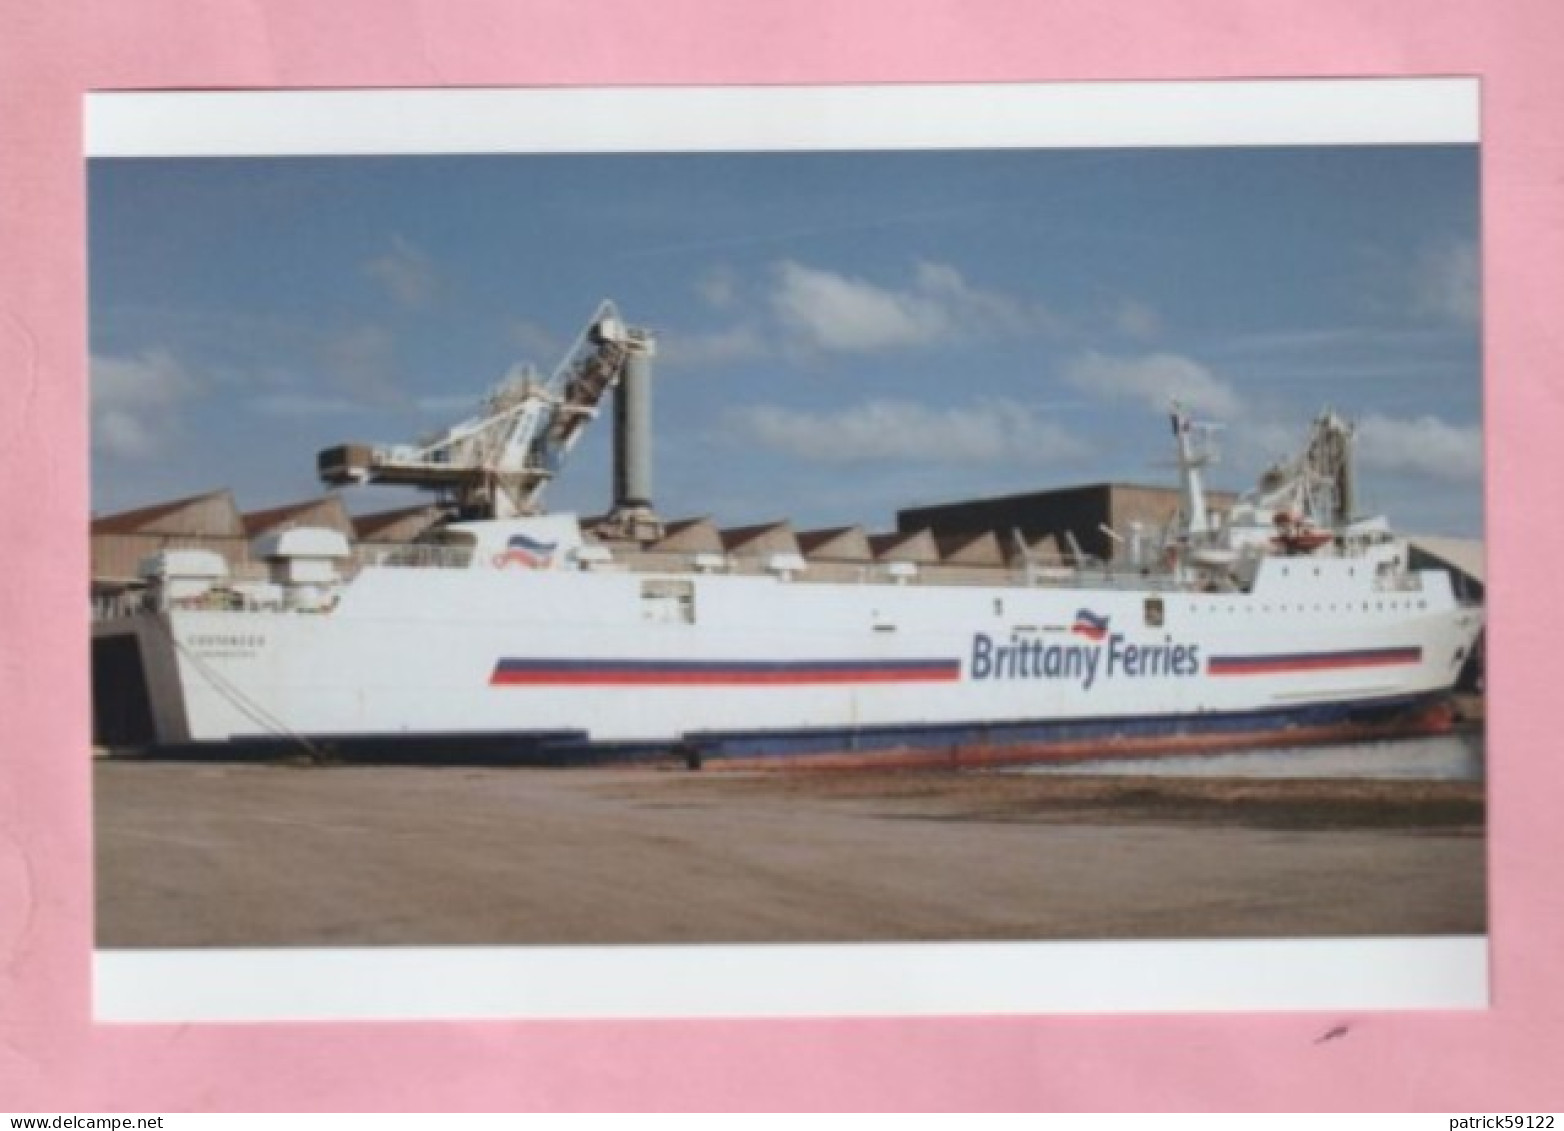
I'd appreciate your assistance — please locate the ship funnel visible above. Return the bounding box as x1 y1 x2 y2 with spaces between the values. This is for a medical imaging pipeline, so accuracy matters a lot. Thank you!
608 331 663 541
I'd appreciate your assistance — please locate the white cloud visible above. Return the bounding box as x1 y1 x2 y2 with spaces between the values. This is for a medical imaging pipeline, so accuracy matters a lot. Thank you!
1062 350 1242 419
696 266 739 310
91 349 199 459
727 398 1090 466
415 394 482 414
320 325 402 405
1113 299 1163 341
234 326 407 417
771 261 945 352
1231 418 1305 468
1355 413 1484 482
363 236 439 309
911 261 1060 336
769 259 1059 354
658 324 769 369
1411 239 1480 326
247 393 371 416
507 318 565 363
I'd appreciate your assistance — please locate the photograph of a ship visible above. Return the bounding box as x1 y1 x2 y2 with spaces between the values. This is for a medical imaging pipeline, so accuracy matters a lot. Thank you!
89 90 1485 963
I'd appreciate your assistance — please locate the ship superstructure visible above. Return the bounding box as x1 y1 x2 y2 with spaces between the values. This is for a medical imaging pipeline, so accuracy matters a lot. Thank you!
91 305 1484 767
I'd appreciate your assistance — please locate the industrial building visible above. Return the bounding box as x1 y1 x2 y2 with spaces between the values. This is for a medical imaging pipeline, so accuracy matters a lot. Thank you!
91 489 248 593
89 484 1166 595
91 492 431 597
899 482 1240 565
91 482 1485 601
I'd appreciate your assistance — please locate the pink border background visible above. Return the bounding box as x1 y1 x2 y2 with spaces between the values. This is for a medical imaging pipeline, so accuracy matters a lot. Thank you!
2 0 1560 1111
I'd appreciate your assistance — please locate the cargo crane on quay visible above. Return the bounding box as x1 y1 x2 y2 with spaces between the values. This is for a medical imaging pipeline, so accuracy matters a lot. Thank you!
317 300 663 539
91 303 1483 768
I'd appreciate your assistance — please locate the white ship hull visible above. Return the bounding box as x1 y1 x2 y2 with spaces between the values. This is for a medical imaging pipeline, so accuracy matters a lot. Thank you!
93 550 1482 767
91 383 1483 768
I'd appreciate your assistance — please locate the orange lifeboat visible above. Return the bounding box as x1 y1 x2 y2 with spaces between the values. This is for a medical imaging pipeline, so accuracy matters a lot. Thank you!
1271 510 1333 554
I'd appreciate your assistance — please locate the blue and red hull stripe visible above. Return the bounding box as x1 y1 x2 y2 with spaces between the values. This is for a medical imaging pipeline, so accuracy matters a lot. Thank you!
490 657 963 687
1208 646 1422 676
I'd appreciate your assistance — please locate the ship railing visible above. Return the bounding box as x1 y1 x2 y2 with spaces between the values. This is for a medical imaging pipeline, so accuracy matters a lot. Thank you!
92 592 151 621
351 544 476 571
92 546 1190 607
598 548 1185 592
91 588 297 618
226 562 273 584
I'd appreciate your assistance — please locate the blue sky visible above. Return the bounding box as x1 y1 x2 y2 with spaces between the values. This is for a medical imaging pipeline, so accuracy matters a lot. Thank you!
89 145 1483 535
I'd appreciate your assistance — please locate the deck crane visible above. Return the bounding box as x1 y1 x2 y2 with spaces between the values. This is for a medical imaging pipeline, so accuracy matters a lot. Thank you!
1249 408 1357 528
317 301 655 520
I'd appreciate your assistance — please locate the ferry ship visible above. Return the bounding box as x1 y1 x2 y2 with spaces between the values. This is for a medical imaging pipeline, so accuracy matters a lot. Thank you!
90 304 1484 767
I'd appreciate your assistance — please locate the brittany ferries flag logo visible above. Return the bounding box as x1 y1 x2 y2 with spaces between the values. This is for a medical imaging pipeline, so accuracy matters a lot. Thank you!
1071 608 1110 642
494 533 559 569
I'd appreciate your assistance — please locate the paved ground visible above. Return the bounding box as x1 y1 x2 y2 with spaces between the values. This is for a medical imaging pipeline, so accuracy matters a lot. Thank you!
94 761 1486 947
